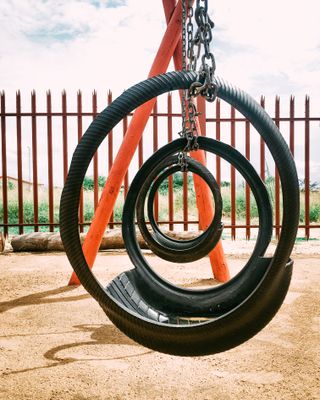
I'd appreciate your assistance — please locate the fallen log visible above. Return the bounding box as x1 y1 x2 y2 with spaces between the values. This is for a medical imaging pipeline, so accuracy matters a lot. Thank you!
10 229 200 252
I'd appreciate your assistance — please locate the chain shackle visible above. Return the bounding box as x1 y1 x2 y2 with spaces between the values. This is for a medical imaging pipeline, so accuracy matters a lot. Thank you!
180 0 218 162
185 0 217 102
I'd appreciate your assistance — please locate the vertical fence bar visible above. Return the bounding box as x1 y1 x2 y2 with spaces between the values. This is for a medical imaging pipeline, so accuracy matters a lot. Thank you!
290 96 295 157
153 99 159 223
123 115 129 198
77 91 84 233
305 96 310 239
182 99 188 231
189 97 209 233
31 91 39 232
1 92 8 237
181 94 188 231
260 96 266 182
92 91 99 211
197 96 206 135
46 91 54 232
62 90 68 183
167 93 174 230
183 172 188 230
16 91 24 234
275 96 281 238
245 119 251 240
107 91 114 228
196 96 207 230
138 130 143 167
215 99 221 186
230 106 236 239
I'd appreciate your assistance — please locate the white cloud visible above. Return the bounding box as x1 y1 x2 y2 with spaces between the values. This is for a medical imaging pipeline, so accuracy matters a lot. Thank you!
1 0 319 96
1 0 319 185
212 0 320 99
0 0 165 95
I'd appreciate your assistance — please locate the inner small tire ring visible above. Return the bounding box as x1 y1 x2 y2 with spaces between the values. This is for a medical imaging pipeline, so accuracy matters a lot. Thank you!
135 154 223 263
146 156 222 247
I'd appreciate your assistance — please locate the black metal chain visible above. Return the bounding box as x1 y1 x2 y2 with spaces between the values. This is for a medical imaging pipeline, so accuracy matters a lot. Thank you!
180 0 217 164
179 0 199 168
189 0 217 102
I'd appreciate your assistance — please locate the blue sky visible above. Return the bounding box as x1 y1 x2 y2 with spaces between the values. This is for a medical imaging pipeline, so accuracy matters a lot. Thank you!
1 0 319 185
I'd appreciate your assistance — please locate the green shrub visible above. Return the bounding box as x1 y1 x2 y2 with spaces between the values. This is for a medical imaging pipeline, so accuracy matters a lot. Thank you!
158 173 194 194
98 176 106 188
0 201 60 225
83 176 94 191
113 204 123 222
38 202 50 223
83 202 123 223
299 208 305 223
83 176 110 191
222 195 231 217
23 202 35 223
310 205 320 222
8 181 15 190
236 194 246 219
84 203 94 222
299 205 320 223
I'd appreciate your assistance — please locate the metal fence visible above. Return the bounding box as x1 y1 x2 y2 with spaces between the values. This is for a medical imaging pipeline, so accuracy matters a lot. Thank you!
1 90 319 239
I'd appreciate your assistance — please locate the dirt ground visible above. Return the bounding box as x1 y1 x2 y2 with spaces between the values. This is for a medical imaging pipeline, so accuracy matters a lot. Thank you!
0 246 319 400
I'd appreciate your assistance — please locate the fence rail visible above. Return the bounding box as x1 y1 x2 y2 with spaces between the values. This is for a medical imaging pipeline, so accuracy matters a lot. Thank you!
1 90 319 239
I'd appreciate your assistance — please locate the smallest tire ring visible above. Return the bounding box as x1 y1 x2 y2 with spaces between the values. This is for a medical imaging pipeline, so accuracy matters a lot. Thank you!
132 153 223 263
141 155 223 253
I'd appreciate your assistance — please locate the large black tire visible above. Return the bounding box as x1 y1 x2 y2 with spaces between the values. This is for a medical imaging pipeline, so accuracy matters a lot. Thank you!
60 71 299 356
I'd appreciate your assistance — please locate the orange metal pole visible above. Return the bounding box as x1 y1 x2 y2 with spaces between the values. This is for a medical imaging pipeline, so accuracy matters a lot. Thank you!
191 98 230 281
68 0 185 285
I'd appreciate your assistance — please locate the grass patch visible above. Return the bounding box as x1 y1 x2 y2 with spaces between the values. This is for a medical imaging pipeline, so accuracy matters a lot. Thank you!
1 185 320 236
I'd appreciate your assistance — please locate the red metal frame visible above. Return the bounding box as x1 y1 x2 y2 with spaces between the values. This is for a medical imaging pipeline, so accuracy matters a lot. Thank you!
16 92 24 235
1 92 318 235
1 92 8 237
31 91 39 232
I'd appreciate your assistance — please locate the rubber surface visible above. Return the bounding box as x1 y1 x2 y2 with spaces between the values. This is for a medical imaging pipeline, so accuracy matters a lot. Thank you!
121 137 273 317
134 154 223 263
60 70 299 356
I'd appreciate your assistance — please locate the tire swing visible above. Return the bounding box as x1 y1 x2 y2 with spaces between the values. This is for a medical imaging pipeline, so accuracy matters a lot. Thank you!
60 71 299 356
60 2 299 356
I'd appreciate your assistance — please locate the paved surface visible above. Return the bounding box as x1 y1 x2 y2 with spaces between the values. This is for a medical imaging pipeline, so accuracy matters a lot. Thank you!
0 251 319 400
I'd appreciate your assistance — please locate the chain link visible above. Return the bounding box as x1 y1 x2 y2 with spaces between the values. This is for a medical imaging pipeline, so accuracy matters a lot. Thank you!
180 0 216 167
179 0 199 168
191 0 217 102
181 0 187 136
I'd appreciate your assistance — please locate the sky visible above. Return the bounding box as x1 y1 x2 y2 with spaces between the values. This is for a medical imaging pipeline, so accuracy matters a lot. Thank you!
1 0 320 185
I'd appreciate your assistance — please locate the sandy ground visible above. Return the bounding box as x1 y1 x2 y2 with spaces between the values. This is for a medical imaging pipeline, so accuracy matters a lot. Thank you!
0 247 319 400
